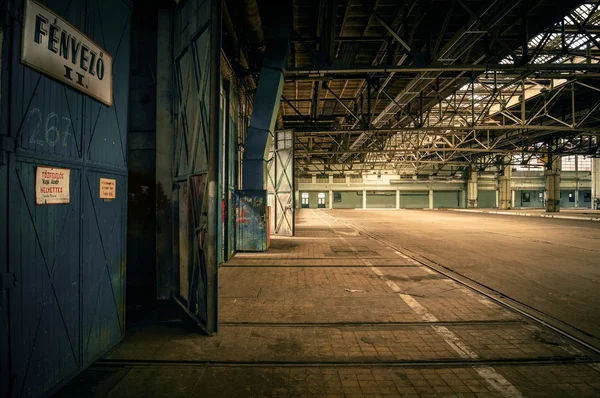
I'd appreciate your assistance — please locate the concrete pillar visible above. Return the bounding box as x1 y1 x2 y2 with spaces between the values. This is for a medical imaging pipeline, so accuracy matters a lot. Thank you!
495 188 499 208
592 158 600 209
511 190 516 209
575 189 579 208
428 189 434 209
545 153 561 212
396 189 400 209
311 175 317 184
467 171 478 208
328 175 333 184
499 161 512 210
328 190 333 209
362 189 367 209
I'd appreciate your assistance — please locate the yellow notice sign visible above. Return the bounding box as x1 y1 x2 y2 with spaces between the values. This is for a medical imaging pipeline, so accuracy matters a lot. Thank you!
100 178 117 199
36 166 70 205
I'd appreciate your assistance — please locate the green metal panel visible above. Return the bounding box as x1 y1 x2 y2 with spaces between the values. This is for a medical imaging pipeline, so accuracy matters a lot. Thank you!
399 191 428 208
433 191 460 208
366 191 396 208
560 190 576 208
516 190 544 208
332 191 363 209
477 190 496 208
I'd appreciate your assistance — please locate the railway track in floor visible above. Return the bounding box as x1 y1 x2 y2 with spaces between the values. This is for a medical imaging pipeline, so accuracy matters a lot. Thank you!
320 211 600 358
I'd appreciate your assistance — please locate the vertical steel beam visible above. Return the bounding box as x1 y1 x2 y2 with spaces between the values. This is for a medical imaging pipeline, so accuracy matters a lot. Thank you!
207 0 222 334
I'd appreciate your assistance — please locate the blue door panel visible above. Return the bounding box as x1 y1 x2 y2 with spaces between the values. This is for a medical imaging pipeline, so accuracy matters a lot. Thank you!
8 158 82 398
4 0 131 395
82 170 126 363
85 3 131 169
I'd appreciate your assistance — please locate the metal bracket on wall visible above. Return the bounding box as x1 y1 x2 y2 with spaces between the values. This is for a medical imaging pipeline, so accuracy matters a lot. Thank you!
0 135 15 166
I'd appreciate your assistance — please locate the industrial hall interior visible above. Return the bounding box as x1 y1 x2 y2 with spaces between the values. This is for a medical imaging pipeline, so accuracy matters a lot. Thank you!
2 0 600 396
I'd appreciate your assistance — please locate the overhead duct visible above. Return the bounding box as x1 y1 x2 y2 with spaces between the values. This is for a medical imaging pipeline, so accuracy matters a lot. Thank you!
242 10 290 190
243 0 266 58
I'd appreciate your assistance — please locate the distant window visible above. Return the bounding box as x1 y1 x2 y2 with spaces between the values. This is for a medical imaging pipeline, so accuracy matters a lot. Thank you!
522 192 530 203
584 192 592 202
301 192 309 208
318 193 326 199
578 156 592 171
562 156 576 171
538 192 544 200
569 193 575 202
334 192 342 202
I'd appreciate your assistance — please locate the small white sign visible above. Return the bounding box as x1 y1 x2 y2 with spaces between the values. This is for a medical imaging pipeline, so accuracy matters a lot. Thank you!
99 178 117 200
20 0 113 106
36 166 70 205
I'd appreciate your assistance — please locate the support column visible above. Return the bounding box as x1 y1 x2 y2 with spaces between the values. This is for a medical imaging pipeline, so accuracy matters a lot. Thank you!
545 153 561 213
592 158 600 210
362 189 367 209
429 189 434 209
328 190 333 209
467 171 478 208
499 159 512 210
396 189 400 209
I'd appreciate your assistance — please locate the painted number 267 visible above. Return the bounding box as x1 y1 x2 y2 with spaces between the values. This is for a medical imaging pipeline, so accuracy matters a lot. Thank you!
28 108 72 147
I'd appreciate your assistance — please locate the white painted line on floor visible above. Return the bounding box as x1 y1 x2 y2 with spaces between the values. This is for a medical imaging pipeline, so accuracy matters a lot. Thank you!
313 211 524 398
364 258 524 398
453 208 600 222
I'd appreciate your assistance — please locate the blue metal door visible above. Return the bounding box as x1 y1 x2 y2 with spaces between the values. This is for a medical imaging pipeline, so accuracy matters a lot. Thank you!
172 0 217 331
2 0 131 396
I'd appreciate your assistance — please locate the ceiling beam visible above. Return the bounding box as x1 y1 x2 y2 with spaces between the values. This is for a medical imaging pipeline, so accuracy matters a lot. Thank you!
286 63 600 75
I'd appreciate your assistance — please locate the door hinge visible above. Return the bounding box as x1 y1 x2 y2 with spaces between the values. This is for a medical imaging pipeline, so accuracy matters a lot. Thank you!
0 135 16 165
0 272 15 290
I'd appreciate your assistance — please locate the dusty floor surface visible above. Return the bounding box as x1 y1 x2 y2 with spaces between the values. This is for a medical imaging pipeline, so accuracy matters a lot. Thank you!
331 209 600 340
56 209 600 397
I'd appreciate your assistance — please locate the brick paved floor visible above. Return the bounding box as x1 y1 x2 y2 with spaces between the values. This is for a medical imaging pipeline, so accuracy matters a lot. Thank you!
57 209 600 397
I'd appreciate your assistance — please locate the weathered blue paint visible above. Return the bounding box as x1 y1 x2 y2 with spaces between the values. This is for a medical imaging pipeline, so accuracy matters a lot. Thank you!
1 15 11 398
172 0 216 331
235 190 268 252
1 0 131 396
242 31 290 191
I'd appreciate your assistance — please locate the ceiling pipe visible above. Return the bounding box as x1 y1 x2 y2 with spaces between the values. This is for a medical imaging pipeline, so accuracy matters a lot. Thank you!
244 0 266 58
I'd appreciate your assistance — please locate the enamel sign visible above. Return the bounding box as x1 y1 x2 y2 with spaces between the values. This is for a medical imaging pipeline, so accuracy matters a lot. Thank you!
36 166 70 205
21 0 113 106
99 178 117 200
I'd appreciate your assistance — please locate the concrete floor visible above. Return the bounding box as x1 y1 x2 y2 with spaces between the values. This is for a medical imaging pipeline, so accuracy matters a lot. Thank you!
330 209 600 342
56 209 600 397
